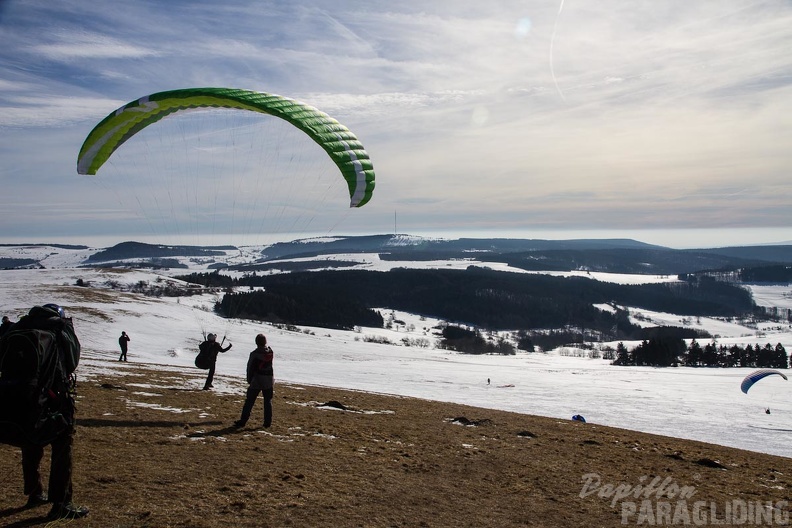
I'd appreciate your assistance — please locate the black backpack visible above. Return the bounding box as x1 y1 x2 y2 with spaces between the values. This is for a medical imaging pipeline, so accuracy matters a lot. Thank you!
0 309 79 447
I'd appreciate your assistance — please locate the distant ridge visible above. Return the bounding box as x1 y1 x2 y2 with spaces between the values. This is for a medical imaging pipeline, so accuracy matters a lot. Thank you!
1 235 791 275
693 245 792 263
259 234 666 261
0 243 88 250
87 241 235 262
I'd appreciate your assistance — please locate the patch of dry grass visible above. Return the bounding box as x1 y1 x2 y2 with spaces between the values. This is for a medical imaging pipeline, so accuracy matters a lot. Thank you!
1 360 790 527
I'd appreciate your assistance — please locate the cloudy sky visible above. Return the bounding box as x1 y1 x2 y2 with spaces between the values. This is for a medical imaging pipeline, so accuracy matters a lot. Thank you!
1 0 790 248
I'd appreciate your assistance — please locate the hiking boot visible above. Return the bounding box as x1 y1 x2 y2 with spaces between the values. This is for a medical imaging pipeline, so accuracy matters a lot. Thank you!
233 420 246 428
25 493 48 508
49 502 89 519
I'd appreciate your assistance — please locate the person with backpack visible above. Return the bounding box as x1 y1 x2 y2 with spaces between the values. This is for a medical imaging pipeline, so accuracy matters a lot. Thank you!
0 303 88 520
118 331 130 362
199 333 232 390
234 334 274 429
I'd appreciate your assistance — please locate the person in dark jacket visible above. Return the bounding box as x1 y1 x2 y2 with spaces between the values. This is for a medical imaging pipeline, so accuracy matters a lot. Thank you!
9 304 88 520
234 334 274 428
0 315 14 337
200 333 232 390
118 331 130 362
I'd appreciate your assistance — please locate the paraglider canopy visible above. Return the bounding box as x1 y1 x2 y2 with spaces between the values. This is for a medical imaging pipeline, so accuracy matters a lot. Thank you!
740 369 788 394
77 87 375 208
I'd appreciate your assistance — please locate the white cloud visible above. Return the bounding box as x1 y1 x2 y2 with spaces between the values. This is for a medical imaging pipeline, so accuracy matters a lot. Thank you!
29 32 160 61
0 95 124 127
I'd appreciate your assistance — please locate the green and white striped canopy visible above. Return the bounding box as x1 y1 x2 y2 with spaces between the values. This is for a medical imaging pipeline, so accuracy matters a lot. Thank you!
77 87 375 207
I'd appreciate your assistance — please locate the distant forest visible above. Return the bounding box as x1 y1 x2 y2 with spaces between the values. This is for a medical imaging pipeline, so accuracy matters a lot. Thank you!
612 338 789 369
177 268 761 339
681 265 792 284
435 327 791 368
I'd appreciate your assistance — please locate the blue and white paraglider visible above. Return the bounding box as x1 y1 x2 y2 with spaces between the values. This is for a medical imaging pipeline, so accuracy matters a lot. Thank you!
740 369 788 394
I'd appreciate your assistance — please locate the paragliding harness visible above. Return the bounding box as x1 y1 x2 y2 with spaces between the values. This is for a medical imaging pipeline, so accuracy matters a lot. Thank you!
195 340 213 370
0 313 79 447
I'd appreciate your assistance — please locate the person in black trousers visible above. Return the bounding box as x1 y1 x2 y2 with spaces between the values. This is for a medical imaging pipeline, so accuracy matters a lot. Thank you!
234 334 274 428
118 331 130 362
201 333 232 390
12 304 89 519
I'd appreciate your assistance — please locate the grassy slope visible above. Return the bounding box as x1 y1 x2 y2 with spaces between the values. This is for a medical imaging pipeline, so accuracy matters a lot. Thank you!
1 359 790 528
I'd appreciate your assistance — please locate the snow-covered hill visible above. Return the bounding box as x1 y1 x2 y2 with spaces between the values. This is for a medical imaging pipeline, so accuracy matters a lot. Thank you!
1 242 791 458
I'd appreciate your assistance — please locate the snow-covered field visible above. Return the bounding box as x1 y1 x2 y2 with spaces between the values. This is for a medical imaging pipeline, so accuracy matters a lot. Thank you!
1 245 791 458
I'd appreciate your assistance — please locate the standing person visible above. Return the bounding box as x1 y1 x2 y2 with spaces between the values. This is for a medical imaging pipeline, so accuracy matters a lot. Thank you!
1 304 89 519
0 315 14 336
200 333 232 390
118 331 130 362
234 334 274 428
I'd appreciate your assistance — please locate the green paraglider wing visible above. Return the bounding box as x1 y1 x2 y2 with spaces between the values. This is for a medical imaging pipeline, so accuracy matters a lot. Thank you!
77 88 375 207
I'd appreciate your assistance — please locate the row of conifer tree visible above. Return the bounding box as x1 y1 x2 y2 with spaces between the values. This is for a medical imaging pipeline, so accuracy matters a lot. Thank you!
611 337 788 368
